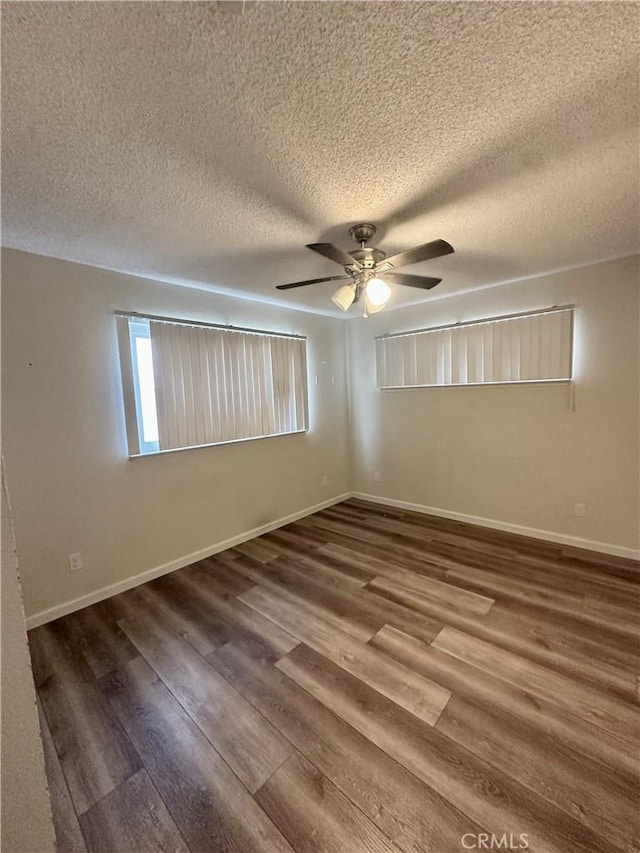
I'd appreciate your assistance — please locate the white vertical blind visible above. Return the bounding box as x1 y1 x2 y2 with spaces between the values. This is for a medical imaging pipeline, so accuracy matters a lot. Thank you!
147 320 308 451
376 308 574 389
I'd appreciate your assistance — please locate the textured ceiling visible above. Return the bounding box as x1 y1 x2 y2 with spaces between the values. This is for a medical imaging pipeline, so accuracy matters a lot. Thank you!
2 1 639 317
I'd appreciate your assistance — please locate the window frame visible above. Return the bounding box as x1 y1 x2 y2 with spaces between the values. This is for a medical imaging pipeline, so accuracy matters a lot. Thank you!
116 312 309 458
375 305 575 390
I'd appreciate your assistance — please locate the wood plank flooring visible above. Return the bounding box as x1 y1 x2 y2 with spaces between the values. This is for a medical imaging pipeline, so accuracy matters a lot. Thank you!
29 498 639 853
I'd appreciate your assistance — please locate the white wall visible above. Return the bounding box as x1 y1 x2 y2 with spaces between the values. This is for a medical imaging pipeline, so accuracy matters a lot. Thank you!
348 255 640 555
1 249 351 621
0 466 55 852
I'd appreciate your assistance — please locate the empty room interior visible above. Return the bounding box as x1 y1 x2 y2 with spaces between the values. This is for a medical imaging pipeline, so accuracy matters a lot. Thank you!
1 2 639 852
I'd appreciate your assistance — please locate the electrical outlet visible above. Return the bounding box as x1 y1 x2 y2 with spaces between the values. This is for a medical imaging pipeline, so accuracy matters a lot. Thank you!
573 503 586 518
373 471 381 482
68 553 83 572
321 475 328 487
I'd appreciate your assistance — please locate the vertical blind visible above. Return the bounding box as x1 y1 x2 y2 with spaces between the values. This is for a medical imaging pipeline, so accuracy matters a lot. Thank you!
376 307 574 389
150 320 308 449
118 314 308 455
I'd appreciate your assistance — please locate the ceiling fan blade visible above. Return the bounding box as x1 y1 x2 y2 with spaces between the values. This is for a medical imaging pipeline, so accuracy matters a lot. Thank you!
306 243 362 269
383 272 442 290
276 275 349 291
383 239 454 269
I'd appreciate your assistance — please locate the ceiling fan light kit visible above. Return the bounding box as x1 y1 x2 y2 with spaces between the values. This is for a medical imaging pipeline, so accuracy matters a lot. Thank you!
365 277 391 306
331 283 356 312
277 223 454 317
363 295 386 316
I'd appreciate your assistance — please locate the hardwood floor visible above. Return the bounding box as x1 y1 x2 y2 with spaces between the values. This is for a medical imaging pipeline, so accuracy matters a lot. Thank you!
29 498 639 853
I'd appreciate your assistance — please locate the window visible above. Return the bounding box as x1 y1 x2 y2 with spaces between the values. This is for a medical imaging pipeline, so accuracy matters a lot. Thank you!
116 313 309 456
376 306 574 389
128 319 160 454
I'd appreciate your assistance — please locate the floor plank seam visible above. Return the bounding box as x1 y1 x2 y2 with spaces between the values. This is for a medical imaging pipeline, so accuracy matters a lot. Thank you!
32 498 640 853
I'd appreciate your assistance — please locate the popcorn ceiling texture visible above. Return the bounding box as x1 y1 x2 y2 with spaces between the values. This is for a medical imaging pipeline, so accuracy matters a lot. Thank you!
1 1 638 315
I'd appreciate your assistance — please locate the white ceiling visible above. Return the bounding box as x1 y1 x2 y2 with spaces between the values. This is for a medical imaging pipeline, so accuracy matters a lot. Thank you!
2 1 639 317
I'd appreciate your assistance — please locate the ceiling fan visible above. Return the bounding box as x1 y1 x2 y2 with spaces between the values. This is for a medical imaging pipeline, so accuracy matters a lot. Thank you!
276 223 454 316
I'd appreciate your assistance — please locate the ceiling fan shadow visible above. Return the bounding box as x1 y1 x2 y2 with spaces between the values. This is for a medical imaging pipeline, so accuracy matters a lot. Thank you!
382 61 639 231
179 245 322 291
424 249 517 279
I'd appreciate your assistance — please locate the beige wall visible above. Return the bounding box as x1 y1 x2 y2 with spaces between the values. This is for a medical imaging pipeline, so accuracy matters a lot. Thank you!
1 466 55 852
1 249 351 620
2 250 638 629
348 255 640 554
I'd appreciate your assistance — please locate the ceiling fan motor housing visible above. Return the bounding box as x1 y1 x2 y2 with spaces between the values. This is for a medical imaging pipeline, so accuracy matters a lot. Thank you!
348 247 386 269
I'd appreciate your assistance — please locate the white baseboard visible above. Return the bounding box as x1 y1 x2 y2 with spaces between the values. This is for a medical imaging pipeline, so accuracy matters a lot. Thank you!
25 492 351 630
352 492 640 562
26 487 638 629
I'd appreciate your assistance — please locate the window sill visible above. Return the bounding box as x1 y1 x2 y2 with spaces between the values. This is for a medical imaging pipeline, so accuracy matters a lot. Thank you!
379 379 572 390
128 428 309 459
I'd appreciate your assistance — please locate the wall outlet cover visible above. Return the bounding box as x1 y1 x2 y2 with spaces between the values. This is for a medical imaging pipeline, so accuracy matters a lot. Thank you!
68 553 83 571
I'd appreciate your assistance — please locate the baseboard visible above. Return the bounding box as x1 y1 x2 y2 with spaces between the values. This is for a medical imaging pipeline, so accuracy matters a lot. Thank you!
351 492 640 561
25 491 351 630
25 487 638 629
